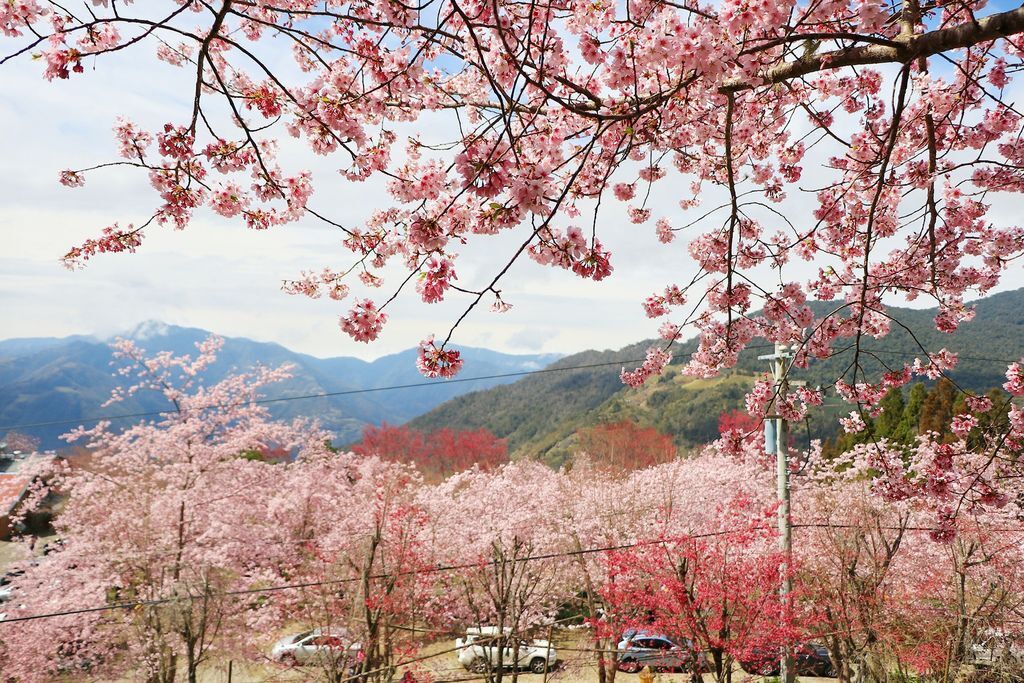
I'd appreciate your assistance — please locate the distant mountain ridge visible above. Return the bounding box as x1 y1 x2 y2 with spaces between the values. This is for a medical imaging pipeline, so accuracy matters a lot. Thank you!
411 288 1024 465
0 323 562 450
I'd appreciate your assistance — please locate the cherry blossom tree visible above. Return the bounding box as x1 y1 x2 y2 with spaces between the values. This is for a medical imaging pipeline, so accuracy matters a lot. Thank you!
888 518 1024 681
418 462 570 682
0 336 329 682
4 1 1024 422
225 448 438 683
793 481 921 682
560 449 779 682
793 476 1024 683
598 495 799 683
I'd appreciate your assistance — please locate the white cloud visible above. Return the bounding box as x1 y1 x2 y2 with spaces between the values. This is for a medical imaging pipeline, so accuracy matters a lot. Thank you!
505 327 560 351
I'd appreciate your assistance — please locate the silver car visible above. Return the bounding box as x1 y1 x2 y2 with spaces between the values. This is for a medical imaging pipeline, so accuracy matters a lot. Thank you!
270 628 361 668
617 632 707 673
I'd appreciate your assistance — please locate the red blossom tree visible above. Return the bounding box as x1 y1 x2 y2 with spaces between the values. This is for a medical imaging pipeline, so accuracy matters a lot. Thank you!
575 421 677 472
597 496 803 682
352 423 508 481
718 410 761 443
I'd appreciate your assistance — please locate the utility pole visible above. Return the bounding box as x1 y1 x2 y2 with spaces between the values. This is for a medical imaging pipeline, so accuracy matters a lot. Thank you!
759 342 795 683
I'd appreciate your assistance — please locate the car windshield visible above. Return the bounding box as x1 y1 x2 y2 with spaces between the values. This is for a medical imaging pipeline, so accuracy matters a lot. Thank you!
291 630 314 644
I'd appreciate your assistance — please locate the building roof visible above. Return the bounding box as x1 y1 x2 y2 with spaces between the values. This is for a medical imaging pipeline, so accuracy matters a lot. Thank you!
0 453 56 518
0 452 55 475
0 473 32 517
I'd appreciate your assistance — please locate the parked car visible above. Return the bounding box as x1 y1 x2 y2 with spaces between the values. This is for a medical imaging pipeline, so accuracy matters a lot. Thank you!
455 626 558 674
738 643 836 677
270 628 361 668
0 568 25 586
616 632 708 673
970 629 1024 668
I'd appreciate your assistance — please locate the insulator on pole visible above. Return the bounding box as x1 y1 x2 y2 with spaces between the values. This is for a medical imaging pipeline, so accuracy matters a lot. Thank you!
764 418 777 454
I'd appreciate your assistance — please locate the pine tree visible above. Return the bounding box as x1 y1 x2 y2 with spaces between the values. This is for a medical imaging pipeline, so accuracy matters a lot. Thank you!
875 388 907 442
895 383 927 443
919 379 956 435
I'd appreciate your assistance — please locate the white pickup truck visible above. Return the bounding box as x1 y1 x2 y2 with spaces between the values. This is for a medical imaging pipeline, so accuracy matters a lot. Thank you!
970 629 1024 669
455 626 558 674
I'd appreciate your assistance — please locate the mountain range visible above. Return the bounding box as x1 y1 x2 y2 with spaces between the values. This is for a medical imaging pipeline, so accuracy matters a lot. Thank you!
0 321 561 450
6 288 1024 459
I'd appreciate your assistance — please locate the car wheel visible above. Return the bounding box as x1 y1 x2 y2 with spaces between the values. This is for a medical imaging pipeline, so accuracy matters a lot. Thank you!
279 652 298 667
530 657 548 674
470 658 489 674
619 658 642 674
824 665 838 678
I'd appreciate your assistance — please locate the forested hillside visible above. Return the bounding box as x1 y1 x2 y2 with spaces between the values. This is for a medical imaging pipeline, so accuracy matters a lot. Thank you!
412 289 1024 463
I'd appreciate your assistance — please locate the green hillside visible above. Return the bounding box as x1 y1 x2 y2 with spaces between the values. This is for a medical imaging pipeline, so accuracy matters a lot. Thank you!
411 288 1024 464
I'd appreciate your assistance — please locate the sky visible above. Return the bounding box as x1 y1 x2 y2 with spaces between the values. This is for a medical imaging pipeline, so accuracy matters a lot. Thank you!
0 44 691 361
2 9 1023 363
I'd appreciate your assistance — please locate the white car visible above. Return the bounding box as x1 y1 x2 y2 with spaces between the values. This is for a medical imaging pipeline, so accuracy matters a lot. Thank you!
455 626 558 674
270 628 361 668
970 629 1024 667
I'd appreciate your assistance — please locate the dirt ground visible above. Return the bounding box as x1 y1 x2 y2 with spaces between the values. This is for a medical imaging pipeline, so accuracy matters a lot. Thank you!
0 539 29 568
196 632 834 683
0 545 826 683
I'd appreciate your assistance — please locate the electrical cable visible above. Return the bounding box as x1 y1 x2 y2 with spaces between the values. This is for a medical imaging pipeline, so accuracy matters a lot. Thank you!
0 357 648 433
1 345 1020 435
3 521 1022 625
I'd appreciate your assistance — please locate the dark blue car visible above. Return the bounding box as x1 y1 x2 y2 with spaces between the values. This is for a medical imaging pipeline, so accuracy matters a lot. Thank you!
739 643 837 677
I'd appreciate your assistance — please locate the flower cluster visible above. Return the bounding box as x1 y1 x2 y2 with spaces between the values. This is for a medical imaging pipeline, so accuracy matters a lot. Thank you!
1004 361 1024 396
620 347 672 388
62 223 143 267
339 299 388 342
416 257 457 304
643 285 686 318
416 337 463 378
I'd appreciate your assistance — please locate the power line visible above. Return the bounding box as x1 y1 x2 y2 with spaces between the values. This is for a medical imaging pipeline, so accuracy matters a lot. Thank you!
0 536 674 625
861 348 1021 365
0 357 646 433
0 524 784 625
3 521 1021 625
1 345 1018 434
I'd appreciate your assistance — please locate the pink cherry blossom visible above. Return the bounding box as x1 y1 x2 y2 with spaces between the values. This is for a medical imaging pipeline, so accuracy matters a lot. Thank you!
415 336 463 378
620 347 672 387
339 298 388 342
59 169 84 187
1004 361 1024 396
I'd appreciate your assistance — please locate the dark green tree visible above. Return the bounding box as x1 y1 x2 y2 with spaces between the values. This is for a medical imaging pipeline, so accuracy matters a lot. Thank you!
919 378 957 436
874 388 907 442
894 382 927 443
